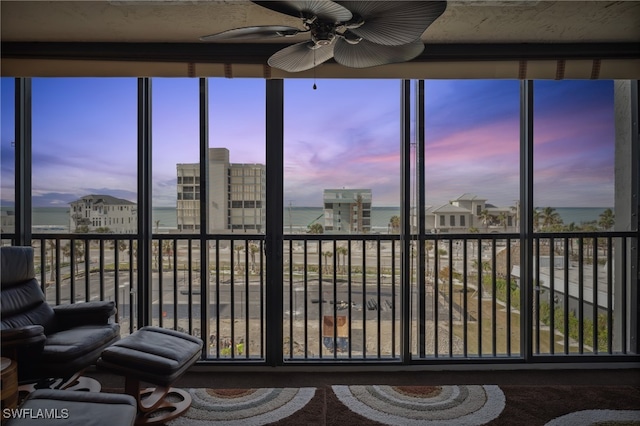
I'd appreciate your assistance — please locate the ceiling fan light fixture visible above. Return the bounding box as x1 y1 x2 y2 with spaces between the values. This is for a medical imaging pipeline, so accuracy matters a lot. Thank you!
200 1 447 72
314 38 334 46
341 30 362 45
310 22 337 46
343 15 365 30
276 29 301 38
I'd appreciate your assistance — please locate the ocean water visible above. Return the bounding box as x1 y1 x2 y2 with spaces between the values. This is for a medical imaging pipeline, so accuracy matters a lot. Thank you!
4 206 611 233
25 207 181 232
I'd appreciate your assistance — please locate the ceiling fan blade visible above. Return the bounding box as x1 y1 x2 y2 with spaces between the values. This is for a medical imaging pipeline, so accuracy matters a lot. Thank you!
337 1 447 46
268 41 335 72
333 38 424 68
200 26 301 41
252 1 352 22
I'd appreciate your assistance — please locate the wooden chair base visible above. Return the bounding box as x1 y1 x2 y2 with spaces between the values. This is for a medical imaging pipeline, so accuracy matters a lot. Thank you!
125 379 191 426
17 374 101 403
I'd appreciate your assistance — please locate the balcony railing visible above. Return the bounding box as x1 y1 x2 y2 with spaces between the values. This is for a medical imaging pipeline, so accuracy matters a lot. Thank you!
3 230 636 364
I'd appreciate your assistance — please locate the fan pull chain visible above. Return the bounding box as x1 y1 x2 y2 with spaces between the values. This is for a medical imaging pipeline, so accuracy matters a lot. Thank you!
313 49 317 90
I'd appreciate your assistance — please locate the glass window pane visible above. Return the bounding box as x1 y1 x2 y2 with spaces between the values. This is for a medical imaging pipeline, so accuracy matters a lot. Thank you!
421 80 520 358
284 79 400 235
151 78 200 334
1 78 15 238
207 79 265 234
32 78 137 234
283 79 401 360
205 78 266 360
425 81 520 234
154 78 199 234
532 80 621 356
534 80 616 232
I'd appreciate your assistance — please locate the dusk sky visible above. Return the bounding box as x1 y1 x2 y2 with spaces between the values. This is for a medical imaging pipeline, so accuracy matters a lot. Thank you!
1 78 615 209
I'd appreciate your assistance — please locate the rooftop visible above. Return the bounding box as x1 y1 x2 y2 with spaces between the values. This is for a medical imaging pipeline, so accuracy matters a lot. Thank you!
71 194 135 205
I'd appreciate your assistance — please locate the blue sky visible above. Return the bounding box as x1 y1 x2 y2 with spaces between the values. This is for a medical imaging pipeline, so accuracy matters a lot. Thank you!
1 78 615 208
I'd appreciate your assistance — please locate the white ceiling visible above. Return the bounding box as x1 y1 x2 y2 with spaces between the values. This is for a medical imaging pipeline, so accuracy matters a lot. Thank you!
2 0 639 43
2 1 639 78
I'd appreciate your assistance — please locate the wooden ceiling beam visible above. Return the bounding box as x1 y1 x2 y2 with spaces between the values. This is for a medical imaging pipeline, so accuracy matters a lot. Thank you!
2 42 639 64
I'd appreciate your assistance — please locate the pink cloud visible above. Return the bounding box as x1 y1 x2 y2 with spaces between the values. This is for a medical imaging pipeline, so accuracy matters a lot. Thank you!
425 119 519 167
351 152 400 165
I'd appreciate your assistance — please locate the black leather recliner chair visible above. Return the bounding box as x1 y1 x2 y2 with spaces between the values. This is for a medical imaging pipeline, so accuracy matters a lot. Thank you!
0 246 120 390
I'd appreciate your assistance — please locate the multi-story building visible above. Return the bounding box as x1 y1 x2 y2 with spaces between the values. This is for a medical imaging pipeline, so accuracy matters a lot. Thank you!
69 194 136 233
415 193 516 233
1 210 14 234
176 148 265 233
175 162 200 232
323 189 372 233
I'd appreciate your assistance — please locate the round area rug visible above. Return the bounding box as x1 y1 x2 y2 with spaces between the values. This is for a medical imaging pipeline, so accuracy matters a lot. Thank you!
167 387 316 426
331 384 505 426
544 409 640 425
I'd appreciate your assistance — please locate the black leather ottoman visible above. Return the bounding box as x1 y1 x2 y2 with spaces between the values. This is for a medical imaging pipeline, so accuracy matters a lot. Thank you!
97 326 203 425
4 389 137 426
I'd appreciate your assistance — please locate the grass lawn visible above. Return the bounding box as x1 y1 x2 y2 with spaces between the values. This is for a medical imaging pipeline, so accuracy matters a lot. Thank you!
449 284 584 356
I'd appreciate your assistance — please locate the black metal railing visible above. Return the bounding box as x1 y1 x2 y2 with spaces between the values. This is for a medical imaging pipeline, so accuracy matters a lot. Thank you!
283 235 401 361
413 234 521 359
6 229 636 364
530 232 631 357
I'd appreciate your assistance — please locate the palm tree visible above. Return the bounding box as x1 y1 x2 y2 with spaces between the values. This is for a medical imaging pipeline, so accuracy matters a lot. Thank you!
152 241 159 270
336 245 348 274
117 240 128 267
580 223 598 258
388 215 400 234
533 209 542 231
307 223 324 234
249 243 260 272
46 239 56 282
71 240 85 276
337 246 349 273
478 209 492 232
564 222 579 256
540 207 562 230
162 240 174 269
234 244 244 272
322 250 333 274
62 242 71 264
598 208 615 231
510 201 520 228
497 212 508 232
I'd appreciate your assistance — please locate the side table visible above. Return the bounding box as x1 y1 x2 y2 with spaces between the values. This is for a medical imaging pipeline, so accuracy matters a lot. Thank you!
1 357 18 422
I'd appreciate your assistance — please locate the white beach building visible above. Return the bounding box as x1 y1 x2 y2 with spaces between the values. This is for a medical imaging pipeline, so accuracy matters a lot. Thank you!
416 193 517 233
69 194 136 233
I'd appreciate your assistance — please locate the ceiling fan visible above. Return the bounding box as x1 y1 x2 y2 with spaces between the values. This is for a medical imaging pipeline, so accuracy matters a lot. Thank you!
200 1 447 72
